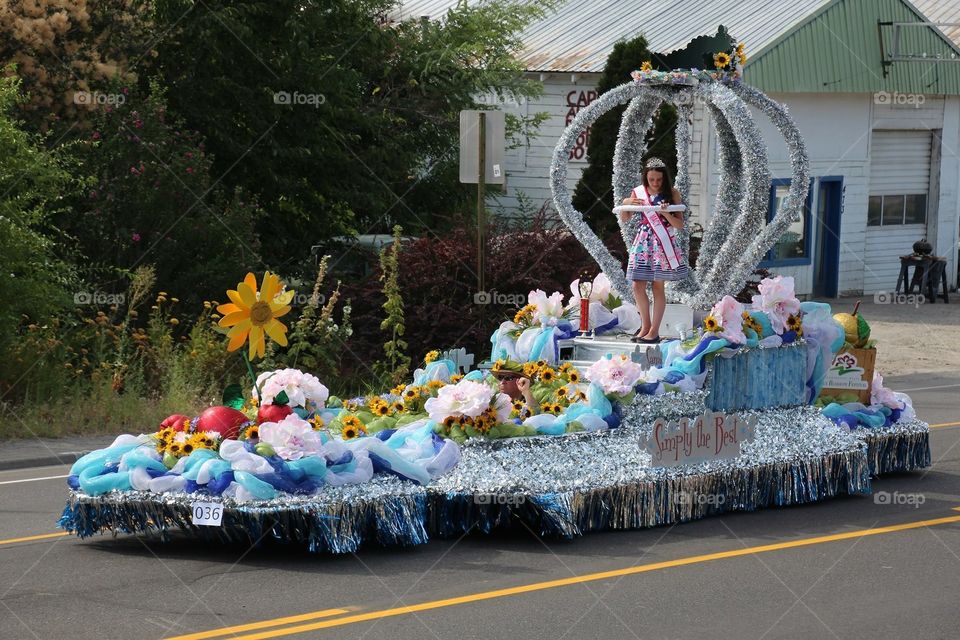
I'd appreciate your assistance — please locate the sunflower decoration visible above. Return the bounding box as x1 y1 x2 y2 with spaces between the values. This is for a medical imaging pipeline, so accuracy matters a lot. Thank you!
344 397 366 412
555 363 582 385
736 42 747 66
426 379 445 391
703 314 722 334
217 272 293 362
424 349 440 365
339 414 367 439
551 402 564 414
242 424 260 441
450 373 463 384
713 51 731 69
555 386 568 399
310 414 325 431
155 427 175 454
640 60 653 72
786 313 803 336
470 409 498 435
390 383 406 396
510 399 525 418
539 368 556 384
401 385 430 413
368 397 393 417
741 311 764 337
512 303 537 326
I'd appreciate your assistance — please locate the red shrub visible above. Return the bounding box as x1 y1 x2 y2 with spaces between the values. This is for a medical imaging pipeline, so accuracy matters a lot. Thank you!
341 211 629 382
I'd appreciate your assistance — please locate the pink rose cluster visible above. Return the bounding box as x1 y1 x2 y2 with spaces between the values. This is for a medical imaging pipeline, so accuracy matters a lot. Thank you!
585 354 645 396
253 368 329 410
424 379 511 423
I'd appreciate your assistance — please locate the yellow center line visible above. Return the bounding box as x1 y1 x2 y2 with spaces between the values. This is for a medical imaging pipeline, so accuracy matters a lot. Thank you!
170 512 960 640
0 532 69 546
930 421 960 429
164 609 352 640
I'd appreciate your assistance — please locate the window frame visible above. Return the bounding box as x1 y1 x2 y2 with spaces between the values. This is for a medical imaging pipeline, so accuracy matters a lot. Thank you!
867 193 928 227
759 177 814 268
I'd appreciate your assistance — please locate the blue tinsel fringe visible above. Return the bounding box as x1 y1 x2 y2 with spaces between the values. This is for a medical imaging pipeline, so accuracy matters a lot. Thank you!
58 428 929 553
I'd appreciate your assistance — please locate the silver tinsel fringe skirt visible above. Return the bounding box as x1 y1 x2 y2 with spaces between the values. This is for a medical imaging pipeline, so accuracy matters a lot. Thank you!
59 398 930 554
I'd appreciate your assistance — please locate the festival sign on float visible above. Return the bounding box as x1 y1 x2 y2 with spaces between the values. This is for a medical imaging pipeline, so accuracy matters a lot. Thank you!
644 409 758 468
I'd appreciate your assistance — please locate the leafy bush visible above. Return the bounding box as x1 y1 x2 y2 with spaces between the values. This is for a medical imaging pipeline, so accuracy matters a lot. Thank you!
0 73 76 357
343 210 623 381
0 265 244 438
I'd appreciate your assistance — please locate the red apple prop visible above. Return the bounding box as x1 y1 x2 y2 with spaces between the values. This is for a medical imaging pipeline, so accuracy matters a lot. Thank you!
195 406 248 440
257 403 293 425
160 414 190 432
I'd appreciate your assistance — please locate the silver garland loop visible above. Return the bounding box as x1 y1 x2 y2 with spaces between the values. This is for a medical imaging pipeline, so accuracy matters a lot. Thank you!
550 74 809 310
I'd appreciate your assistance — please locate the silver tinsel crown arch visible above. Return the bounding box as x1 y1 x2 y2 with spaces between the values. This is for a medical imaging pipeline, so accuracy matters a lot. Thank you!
550 37 809 310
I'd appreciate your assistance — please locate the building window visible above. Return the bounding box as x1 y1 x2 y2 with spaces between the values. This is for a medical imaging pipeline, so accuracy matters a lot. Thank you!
867 194 926 226
761 178 812 267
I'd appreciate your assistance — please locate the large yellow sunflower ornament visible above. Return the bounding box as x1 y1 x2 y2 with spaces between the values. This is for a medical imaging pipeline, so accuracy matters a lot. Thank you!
217 272 294 360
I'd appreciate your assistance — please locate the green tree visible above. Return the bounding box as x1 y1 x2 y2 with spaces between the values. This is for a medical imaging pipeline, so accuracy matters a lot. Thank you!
63 81 262 307
572 36 677 235
0 0 154 133
147 0 555 275
0 73 76 349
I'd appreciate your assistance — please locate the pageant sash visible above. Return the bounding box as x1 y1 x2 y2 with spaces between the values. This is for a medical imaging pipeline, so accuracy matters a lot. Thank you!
632 185 681 269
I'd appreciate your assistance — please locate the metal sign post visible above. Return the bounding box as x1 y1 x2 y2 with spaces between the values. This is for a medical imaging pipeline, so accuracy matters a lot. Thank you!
459 110 505 326
478 111 486 302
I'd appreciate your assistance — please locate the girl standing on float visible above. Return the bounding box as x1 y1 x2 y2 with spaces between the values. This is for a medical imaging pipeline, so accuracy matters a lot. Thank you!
619 157 688 343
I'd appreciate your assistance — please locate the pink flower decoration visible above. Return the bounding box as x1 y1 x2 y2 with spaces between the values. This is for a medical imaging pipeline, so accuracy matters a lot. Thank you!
870 372 901 409
424 380 494 421
751 275 800 334
131 233 141 242
258 414 323 461
585 354 644 396
528 289 565 326
709 295 745 344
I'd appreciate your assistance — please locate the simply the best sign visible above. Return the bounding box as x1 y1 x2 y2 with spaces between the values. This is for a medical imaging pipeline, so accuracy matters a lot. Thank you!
644 410 757 468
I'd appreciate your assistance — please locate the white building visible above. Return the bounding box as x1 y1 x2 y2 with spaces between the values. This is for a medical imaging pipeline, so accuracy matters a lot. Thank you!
393 0 960 297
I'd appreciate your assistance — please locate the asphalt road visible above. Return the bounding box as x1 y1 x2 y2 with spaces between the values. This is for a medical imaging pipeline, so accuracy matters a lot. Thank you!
1 371 958 640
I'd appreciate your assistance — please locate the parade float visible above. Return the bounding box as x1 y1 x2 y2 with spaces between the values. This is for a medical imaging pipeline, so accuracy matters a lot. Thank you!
59 29 930 554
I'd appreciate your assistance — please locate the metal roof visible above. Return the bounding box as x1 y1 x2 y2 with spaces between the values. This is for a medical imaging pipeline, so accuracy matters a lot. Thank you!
745 0 960 93
390 0 832 73
910 0 960 47
391 0 960 94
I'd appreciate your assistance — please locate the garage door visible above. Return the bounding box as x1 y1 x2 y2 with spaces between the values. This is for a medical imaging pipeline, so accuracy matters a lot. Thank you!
863 130 932 294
